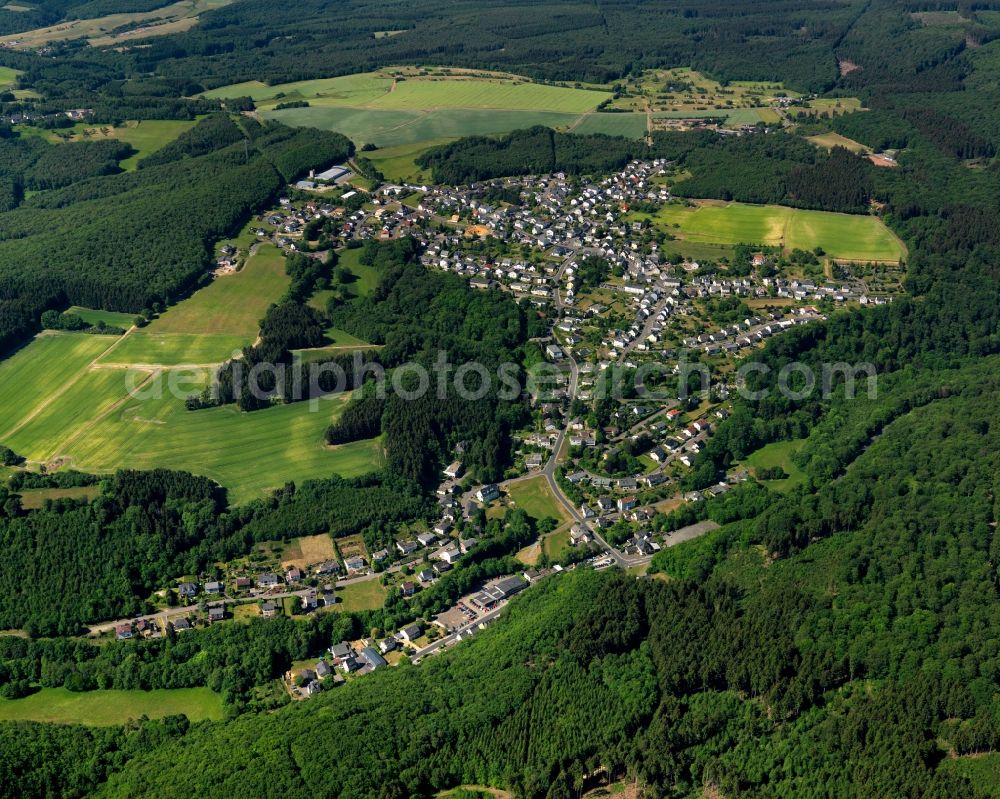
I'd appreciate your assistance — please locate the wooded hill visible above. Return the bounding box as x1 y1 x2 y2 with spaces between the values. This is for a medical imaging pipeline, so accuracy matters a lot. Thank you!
0 115 352 353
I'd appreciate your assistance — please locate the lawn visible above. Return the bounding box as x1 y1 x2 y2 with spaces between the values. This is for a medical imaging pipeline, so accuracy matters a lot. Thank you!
335 579 387 612
62 386 383 505
507 476 571 524
0 334 115 442
65 306 139 329
100 244 289 366
642 201 907 263
0 687 223 725
741 439 806 493
263 106 580 148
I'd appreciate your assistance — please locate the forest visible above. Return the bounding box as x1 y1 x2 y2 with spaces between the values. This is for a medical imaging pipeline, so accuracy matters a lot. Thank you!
0 116 352 353
3 374 997 799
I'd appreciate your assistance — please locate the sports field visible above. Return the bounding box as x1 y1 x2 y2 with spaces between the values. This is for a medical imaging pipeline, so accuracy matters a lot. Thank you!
642 201 907 262
101 244 289 366
0 687 223 725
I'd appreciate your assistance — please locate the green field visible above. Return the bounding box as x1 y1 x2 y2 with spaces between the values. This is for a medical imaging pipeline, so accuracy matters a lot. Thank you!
4 366 146 463
206 71 609 114
62 386 383 505
642 201 907 262
571 113 648 139
741 439 806 493
264 106 580 148
101 244 289 366
0 687 223 725
335 579 388 612
366 139 452 182
17 485 102 509
507 476 570 523
65 306 139 328
807 132 871 154
0 334 114 443
0 66 20 89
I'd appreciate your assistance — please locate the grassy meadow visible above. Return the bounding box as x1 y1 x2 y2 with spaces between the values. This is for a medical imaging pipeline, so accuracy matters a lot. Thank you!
101 244 288 366
807 132 871 153
641 201 907 262
741 439 806 493
0 687 223 725
0 334 114 442
65 306 139 328
62 386 383 505
507 476 571 523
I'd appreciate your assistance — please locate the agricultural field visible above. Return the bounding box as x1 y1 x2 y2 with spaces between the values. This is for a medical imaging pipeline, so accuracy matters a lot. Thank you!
206 69 609 113
0 0 233 49
807 132 871 154
506 476 571 524
101 244 289 366
0 334 115 444
62 387 383 505
570 113 648 139
0 687 223 725
639 201 907 263
263 105 580 149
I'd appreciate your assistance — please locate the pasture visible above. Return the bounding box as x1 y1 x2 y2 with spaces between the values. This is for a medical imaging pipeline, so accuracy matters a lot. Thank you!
0 687 223 725
642 201 907 263
62 387 384 505
101 244 289 366
37 119 197 170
